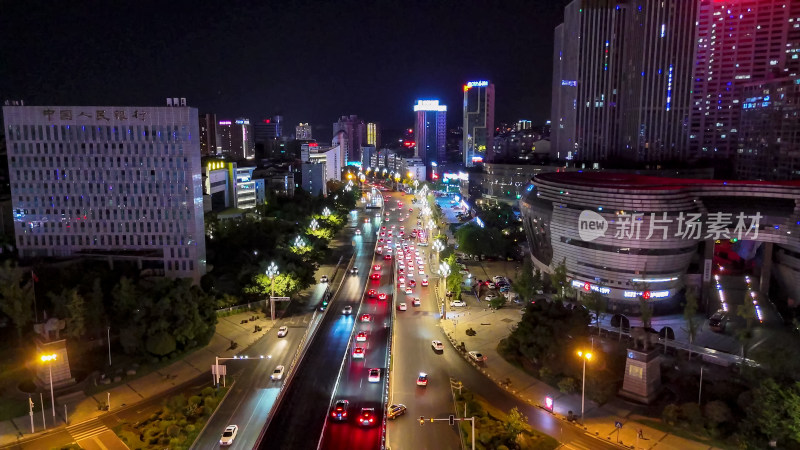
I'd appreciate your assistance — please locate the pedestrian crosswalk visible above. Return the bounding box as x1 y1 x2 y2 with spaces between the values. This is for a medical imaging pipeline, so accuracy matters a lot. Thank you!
67 419 108 441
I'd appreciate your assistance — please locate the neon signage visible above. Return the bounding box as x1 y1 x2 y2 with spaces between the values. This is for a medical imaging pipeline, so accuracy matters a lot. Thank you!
623 290 669 299
466 81 489 88
571 280 611 295
218 121 232 126
561 80 578 87
414 100 447 112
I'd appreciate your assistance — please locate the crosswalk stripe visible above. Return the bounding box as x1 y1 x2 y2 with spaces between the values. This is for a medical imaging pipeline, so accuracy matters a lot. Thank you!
68 419 108 441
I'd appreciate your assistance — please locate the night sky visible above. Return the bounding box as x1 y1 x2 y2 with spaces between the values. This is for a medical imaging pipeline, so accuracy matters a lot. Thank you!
1 0 566 134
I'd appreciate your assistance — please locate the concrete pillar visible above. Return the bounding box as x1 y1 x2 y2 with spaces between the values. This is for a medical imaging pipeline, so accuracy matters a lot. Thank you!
759 242 773 296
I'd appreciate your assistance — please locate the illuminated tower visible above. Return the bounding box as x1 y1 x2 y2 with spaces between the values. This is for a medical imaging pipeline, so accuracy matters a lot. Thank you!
462 80 495 166
414 100 446 179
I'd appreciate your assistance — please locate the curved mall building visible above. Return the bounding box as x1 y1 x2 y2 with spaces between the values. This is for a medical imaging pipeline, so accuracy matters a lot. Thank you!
520 172 800 313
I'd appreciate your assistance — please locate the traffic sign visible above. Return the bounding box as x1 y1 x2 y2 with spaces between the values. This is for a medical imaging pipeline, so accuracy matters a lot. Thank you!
615 421 623 429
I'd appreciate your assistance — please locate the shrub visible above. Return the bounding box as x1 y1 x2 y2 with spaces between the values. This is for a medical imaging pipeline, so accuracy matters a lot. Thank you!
167 394 187 410
188 395 202 406
662 403 680 425
680 402 704 431
538 366 557 386
466 328 477 336
557 377 579 394
146 331 177 356
204 395 218 411
201 387 214 397
185 424 196 433
166 424 181 438
704 400 732 428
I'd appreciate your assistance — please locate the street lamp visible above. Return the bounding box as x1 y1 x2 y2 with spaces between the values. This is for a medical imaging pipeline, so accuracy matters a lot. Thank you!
576 350 593 424
432 239 445 266
322 207 331 217
40 354 57 419
266 262 279 322
439 262 451 320
310 219 319 231
293 235 306 249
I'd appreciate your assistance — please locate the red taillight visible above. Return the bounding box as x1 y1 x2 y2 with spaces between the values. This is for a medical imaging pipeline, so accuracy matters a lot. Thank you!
343 412 347 417
332 412 336 417
369 418 374 423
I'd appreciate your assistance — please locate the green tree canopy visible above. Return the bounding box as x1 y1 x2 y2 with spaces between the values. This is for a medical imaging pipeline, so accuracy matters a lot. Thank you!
0 261 35 341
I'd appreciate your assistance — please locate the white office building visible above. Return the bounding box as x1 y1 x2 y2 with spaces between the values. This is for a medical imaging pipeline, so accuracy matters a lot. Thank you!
2 105 207 282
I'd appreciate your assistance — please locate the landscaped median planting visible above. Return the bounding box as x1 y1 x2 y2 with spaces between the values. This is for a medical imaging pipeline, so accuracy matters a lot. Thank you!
114 386 228 450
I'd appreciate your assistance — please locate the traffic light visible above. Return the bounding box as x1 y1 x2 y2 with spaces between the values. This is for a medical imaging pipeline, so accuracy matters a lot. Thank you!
449 414 455 425
419 416 424 426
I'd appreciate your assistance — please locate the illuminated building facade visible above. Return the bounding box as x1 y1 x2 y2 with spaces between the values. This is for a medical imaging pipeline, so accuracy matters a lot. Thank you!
691 0 800 161
414 100 446 179
367 122 381 148
231 118 254 159
3 105 207 282
521 171 800 312
462 80 495 167
198 113 217 156
551 0 696 163
202 160 265 211
333 115 366 163
296 123 312 140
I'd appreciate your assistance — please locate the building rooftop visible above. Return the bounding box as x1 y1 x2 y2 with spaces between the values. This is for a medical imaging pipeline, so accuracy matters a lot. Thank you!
535 171 800 191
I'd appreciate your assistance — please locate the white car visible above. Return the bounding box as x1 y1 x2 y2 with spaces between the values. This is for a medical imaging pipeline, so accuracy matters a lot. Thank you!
487 282 496 289
450 300 467 307
405 287 413 295
485 294 496 301
419 269 425 276
355 229 361 235
421 279 428 286
219 425 238 446
398 302 407 311
368 368 381 382
320 275 329 283
277 326 288 337
468 351 486 362
431 340 444 351
343 305 353 315
271 365 285 380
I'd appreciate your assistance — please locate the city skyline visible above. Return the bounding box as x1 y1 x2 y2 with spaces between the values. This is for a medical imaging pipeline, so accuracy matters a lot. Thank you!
0 0 565 132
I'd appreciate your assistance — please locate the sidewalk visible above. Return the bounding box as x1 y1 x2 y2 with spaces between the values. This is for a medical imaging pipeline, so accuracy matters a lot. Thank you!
440 307 722 450
0 310 278 448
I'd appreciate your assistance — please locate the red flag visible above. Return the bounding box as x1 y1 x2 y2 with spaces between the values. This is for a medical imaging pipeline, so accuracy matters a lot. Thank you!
31 271 38 283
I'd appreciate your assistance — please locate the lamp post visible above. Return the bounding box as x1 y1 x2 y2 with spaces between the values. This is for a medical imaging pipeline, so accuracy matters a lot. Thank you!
322 207 331 217
576 350 593 424
310 219 319 231
432 239 445 267
439 262 451 320
266 262 279 322
40 354 57 419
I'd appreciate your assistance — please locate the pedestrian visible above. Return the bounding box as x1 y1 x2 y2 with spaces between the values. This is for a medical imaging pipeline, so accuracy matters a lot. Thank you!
638 428 644 439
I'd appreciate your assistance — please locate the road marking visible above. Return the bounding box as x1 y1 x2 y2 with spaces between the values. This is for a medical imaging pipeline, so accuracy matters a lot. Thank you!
68 419 108 441
560 442 591 450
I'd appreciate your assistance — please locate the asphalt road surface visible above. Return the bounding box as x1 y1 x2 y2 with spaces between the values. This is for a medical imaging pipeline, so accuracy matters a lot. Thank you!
258 199 381 450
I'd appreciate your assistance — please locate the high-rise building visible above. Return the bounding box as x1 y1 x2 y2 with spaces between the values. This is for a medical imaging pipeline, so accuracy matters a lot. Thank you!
231 118 254 159
2 105 207 282
462 80 495 166
333 115 366 163
254 116 283 142
516 120 532 131
414 100 446 178
690 0 800 161
198 113 217 156
217 120 233 155
367 122 381 148
551 0 697 163
736 77 800 180
296 123 312 140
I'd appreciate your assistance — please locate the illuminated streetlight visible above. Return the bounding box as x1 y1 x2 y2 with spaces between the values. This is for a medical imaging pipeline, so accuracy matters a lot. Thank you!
576 350 593 424
40 354 57 419
439 263 451 320
310 219 319 231
294 235 307 249
266 262 279 322
322 207 332 217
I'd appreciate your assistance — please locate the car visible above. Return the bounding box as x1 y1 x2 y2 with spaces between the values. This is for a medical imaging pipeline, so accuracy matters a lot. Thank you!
398 217 404 222
493 275 505 284
367 289 377 298
398 302 407 311
343 306 353 315
398 267 404 273
387 404 407 419
373 264 382 271
271 365 285 380
378 293 388 301
416 372 429 386
364 218 370 223
368 368 381 382
320 275 328 283
370 272 380 280
450 300 466 307
400 226 405 230
350 267 359 275
384 254 392 260
330 400 349 421
356 331 367 342
468 351 486 362
409 280 416 287
353 347 365 359
360 314 372 322
219 425 239 446
381 226 386 231
485 294 496 301
359 407 377 426
431 340 444 351
419 269 425 276
405 287 413 294
277 326 288 337
709 309 728 332
412 298 421 307
500 285 511 293
355 229 361 235
409 208 413 212
487 282 496 289
421 279 428 286
380 232 386 237
398 276 405 284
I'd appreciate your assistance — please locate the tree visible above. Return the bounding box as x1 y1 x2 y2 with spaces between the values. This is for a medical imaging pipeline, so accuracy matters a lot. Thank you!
639 298 653 329
444 254 462 300
505 300 590 366
455 223 489 257
736 298 758 365
744 378 800 446
0 261 35 342
503 407 527 442
532 268 543 293
550 258 569 300
682 287 701 359
513 258 535 302
581 289 607 335
64 289 86 339
86 278 107 335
